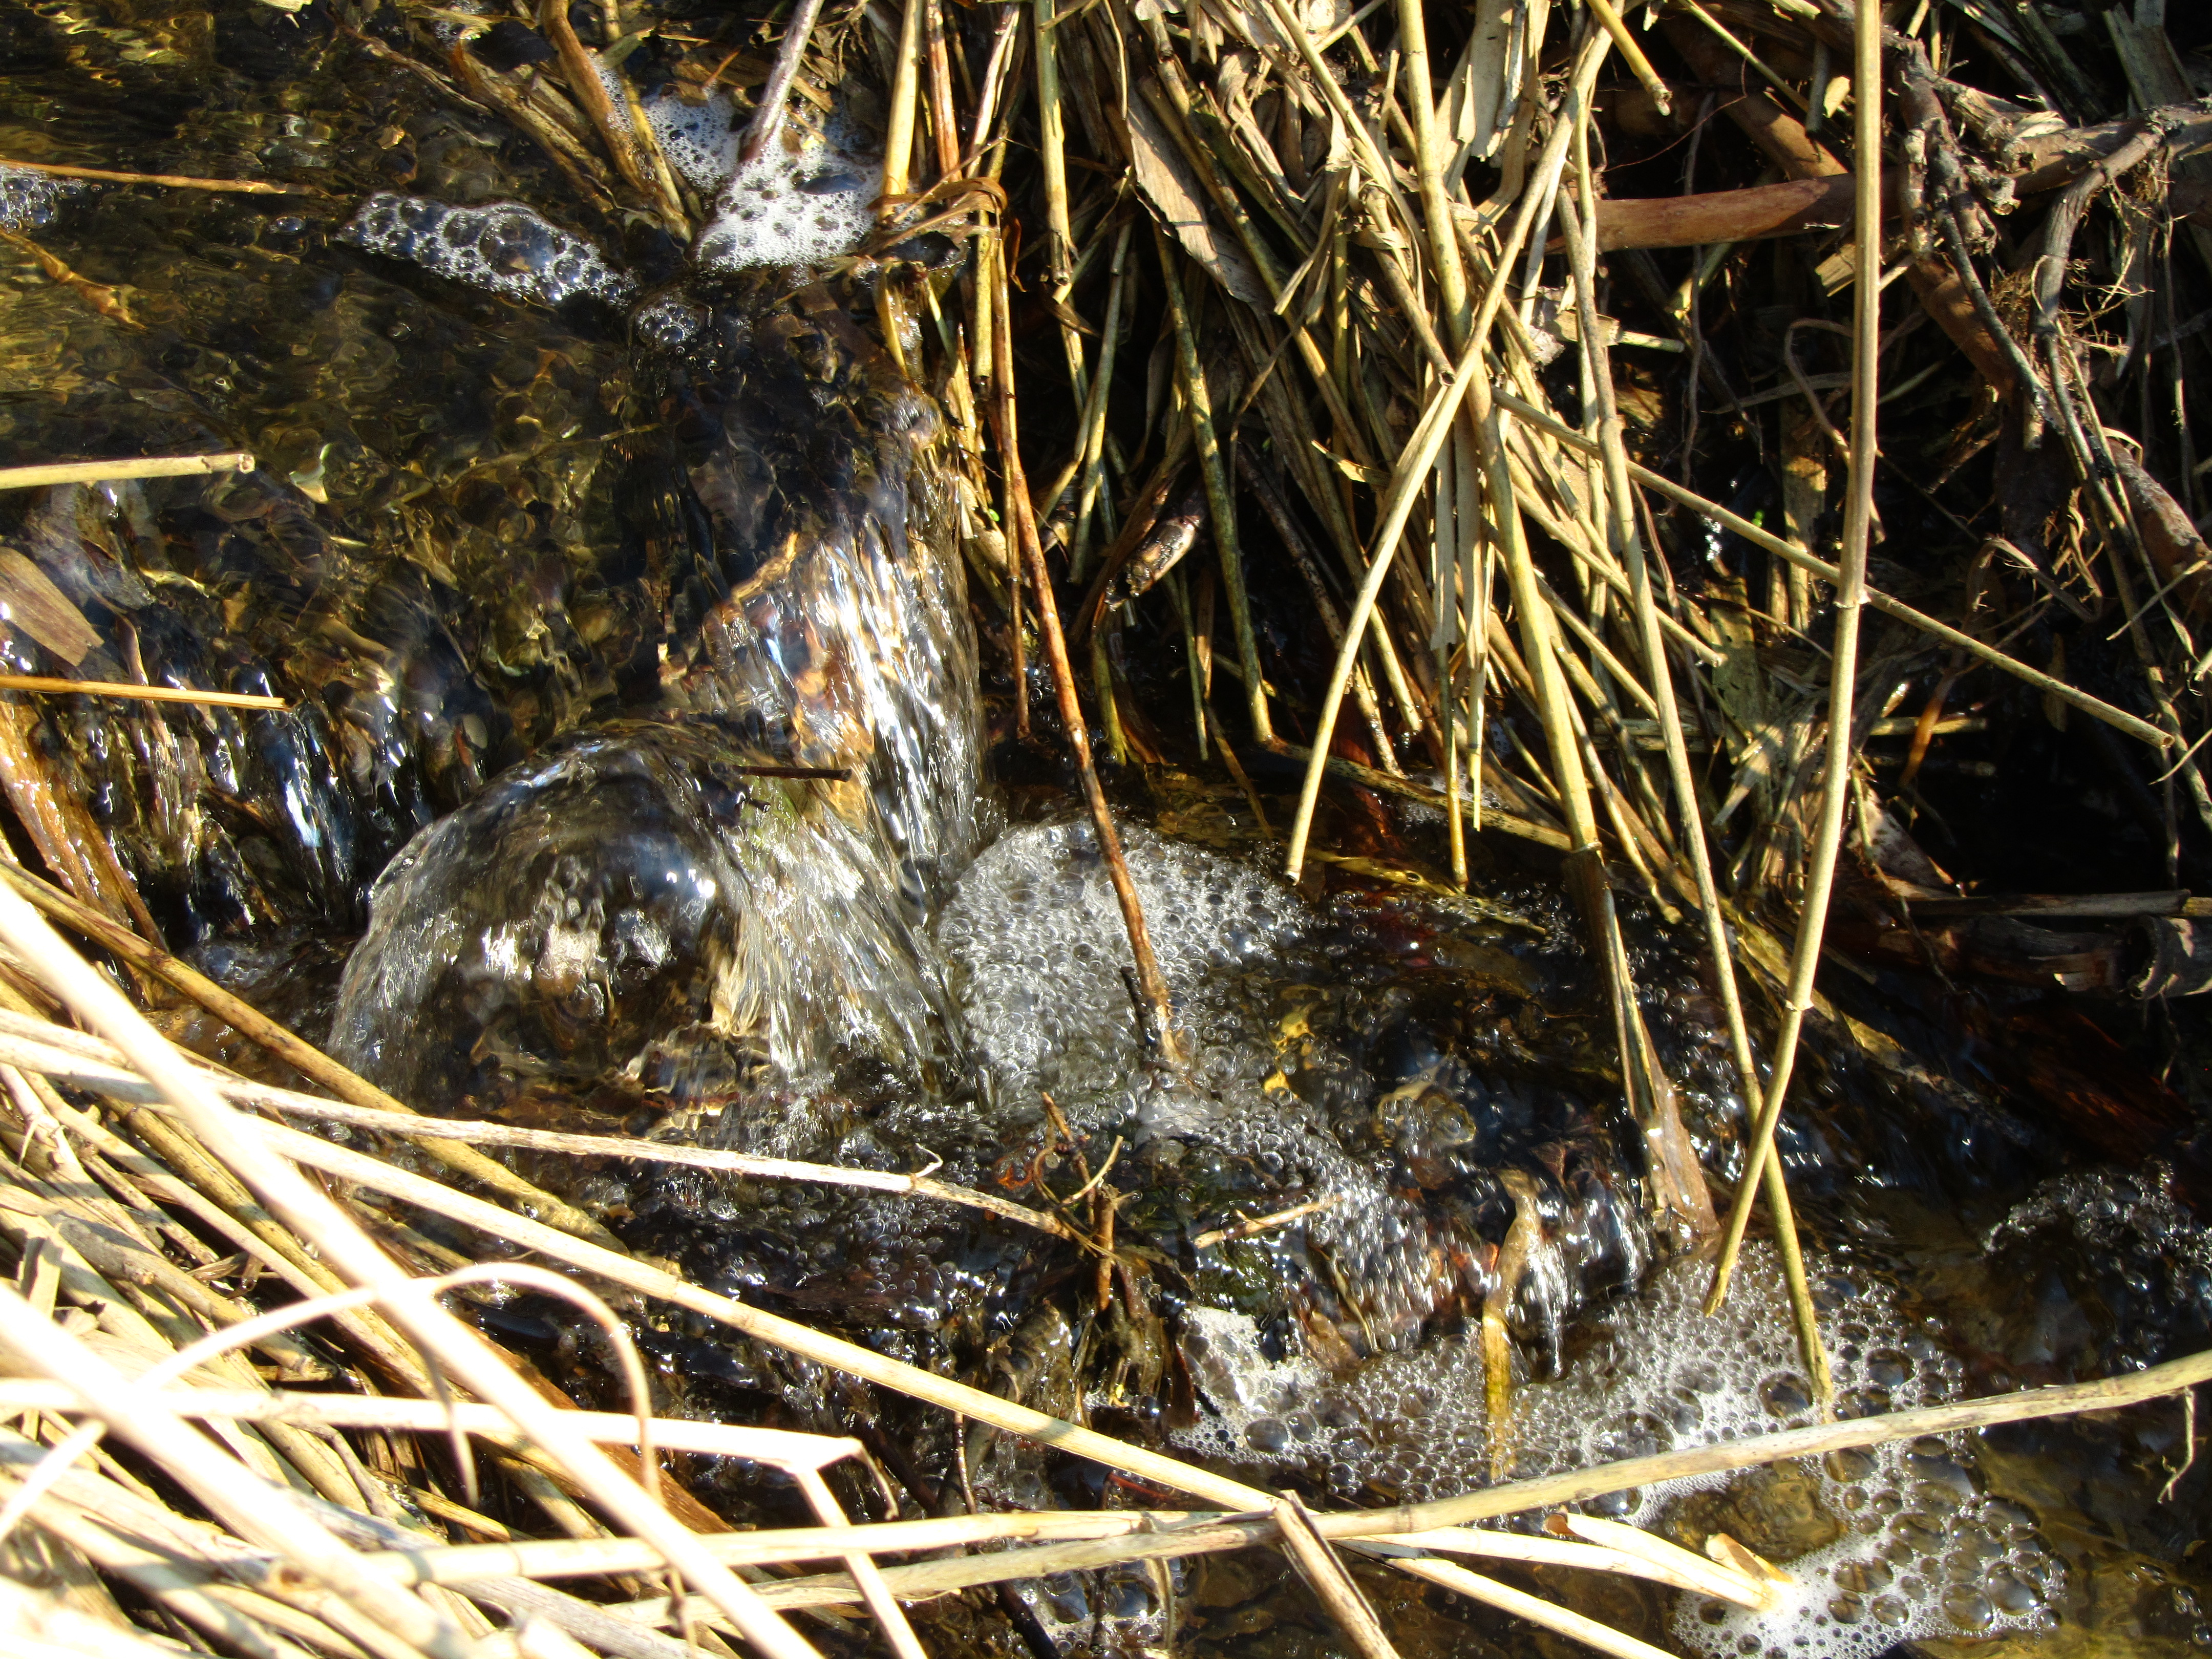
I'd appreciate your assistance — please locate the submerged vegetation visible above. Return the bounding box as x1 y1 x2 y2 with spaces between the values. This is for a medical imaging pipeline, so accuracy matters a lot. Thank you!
5 0 2212 1652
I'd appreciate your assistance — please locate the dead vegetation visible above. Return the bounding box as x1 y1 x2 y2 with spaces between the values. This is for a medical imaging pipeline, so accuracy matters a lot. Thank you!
5 0 2212 1651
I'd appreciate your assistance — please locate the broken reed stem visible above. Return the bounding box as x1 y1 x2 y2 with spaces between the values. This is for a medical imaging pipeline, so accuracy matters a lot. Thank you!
1272 1493 1402 1659
739 0 828 168
1582 0 1671 118
0 863 619 1249
987 257 1183 1062
1704 0 1883 1340
1490 390 2171 748
1553 115 1827 1393
0 880 826 1659
1155 225 1270 745
1283 30 1610 882
0 675 285 710
0 452 254 490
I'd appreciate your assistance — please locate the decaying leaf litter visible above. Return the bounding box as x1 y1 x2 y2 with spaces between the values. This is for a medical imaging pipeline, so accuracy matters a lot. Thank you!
4 0 2212 1651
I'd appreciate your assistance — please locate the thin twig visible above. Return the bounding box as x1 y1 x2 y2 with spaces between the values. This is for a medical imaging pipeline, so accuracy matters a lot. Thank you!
0 676 285 711
0 159 307 195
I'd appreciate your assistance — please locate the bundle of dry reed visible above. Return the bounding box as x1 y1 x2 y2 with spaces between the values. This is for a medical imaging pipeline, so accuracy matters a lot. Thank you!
8 0 2212 1649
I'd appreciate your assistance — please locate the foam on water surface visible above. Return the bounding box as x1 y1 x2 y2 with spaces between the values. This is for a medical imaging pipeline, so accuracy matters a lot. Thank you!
934 818 1308 1109
339 195 634 307
0 164 81 230
692 120 879 273
641 89 743 193
1161 1243 2059 1658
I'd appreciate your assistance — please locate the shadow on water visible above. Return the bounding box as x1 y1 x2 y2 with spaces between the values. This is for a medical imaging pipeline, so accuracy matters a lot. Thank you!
4 2 2212 1655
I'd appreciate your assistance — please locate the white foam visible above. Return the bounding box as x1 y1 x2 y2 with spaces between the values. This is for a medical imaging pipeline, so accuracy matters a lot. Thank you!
691 120 879 273
0 164 81 231
933 819 1309 1107
340 195 635 308
641 89 743 193
1161 1245 2060 1658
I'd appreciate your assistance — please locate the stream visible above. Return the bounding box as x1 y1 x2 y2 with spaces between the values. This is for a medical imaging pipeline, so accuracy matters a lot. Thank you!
4 3 2212 1655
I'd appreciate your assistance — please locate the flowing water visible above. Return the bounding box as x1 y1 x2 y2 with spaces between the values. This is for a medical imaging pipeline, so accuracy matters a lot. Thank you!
4 6 2212 1656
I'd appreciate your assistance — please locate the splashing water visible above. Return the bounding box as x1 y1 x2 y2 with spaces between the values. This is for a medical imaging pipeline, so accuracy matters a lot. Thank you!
332 248 981 1110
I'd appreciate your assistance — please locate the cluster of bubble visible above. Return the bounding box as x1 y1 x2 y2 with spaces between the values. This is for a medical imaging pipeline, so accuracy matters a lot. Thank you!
0 164 81 231
640 88 743 194
339 194 634 308
1987 1164 2212 1366
683 111 881 272
1015 1560 1189 1654
938 818 1454 1347
1164 1297 1494 1482
933 819 1310 1110
1518 1249 2059 1659
1163 1245 2060 1659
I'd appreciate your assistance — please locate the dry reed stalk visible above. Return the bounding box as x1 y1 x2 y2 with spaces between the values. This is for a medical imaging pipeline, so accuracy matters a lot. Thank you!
0 1289 472 1659
0 864 619 1250
1387 1558 1674 1659
1282 27 1610 883
0 676 285 710
1551 94 1825 1389
0 159 304 194
1701 0 1882 1344
880 0 925 201
1491 390 2172 746
0 1010 1079 1241
0 453 254 490
0 882 826 1659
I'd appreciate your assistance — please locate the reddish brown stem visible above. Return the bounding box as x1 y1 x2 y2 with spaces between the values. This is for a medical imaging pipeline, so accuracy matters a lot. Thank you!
984 261 1183 1062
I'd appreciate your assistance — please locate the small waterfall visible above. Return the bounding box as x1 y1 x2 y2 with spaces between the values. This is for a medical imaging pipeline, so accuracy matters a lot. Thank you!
332 270 985 1111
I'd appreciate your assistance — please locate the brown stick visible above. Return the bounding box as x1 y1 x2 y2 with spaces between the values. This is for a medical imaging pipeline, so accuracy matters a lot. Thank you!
739 0 829 168
1593 175 1857 250
984 256 1183 1062
0 1013 1078 1243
